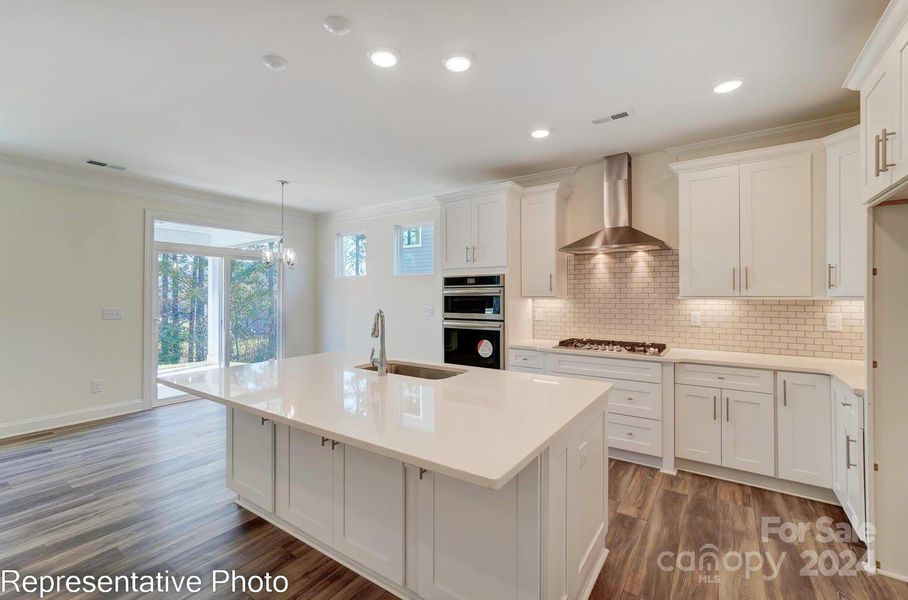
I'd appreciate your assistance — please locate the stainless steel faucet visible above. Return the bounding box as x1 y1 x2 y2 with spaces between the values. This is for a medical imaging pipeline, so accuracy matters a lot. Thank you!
369 309 387 376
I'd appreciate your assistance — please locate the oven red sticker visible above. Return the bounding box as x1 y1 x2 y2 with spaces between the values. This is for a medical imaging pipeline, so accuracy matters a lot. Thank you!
476 339 494 358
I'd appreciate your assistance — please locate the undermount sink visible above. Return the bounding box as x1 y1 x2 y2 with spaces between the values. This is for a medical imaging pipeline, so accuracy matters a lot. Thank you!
356 361 466 380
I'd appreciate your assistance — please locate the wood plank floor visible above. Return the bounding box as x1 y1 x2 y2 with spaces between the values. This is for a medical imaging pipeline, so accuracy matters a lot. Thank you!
1 399 906 600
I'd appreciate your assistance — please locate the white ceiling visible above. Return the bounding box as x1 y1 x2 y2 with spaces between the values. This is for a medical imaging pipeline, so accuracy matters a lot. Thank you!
0 0 886 213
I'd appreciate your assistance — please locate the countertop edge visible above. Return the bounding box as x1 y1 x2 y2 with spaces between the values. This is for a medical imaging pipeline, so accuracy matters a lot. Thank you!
508 341 865 396
157 375 612 491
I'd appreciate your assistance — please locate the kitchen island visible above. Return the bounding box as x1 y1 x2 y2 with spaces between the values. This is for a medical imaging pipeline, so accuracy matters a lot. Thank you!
158 352 611 600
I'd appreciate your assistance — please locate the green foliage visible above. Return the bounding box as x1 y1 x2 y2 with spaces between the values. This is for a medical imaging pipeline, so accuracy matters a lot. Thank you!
229 259 278 364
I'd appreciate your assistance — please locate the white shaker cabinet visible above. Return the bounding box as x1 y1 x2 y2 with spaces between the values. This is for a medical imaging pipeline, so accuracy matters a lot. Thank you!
739 155 812 296
675 384 722 466
831 380 866 541
274 426 406 585
677 166 741 296
824 128 866 298
521 183 567 297
860 52 898 202
439 184 519 270
441 199 473 269
777 372 832 488
721 389 775 477
672 141 818 298
227 408 275 512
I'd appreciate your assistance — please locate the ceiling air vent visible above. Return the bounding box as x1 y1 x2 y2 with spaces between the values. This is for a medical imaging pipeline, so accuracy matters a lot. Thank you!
591 110 631 125
85 159 127 171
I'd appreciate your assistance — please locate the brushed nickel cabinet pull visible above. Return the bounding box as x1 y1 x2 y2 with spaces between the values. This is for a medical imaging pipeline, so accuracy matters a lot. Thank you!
828 264 834 288
549 273 553 292
418 467 428 480
783 379 788 406
745 266 750 290
846 435 857 468
732 267 736 291
713 395 717 421
875 133 883 177
726 396 730 422
465 246 470 262
882 129 896 172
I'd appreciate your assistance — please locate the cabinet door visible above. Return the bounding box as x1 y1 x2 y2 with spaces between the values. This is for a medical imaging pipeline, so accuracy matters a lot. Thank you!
274 425 334 546
416 471 521 600
441 198 473 269
739 154 812 296
861 51 897 201
826 138 866 298
332 445 405 584
521 193 557 296
675 384 722 465
843 421 866 536
227 408 274 511
678 166 740 296
721 390 775 476
472 194 507 267
831 383 848 504
777 373 832 487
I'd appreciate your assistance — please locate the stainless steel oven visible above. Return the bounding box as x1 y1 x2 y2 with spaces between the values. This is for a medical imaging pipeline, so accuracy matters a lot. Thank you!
442 275 504 321
443 275 505 369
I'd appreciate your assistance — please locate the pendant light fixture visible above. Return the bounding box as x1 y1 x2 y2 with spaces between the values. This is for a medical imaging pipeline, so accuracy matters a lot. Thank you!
262 180 297 269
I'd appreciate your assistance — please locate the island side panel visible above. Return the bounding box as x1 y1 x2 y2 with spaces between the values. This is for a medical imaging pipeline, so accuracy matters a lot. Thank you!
544 396 609 600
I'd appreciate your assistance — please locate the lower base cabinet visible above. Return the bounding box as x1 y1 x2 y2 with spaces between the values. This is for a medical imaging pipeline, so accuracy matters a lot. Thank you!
275 425 405 584
831 380 866 540
227 408 275 511
675 384 774 476
777 372 832 488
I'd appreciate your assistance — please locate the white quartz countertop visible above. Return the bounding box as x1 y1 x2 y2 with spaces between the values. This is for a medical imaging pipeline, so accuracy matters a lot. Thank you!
509 339 866 395
158 352 611 490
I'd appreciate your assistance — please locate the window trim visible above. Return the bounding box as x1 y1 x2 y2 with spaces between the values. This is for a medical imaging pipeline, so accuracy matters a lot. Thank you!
336 231 368 278
394 222 435 277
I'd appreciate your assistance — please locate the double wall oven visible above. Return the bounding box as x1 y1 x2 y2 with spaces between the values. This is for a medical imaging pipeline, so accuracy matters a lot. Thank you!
443 275 504 370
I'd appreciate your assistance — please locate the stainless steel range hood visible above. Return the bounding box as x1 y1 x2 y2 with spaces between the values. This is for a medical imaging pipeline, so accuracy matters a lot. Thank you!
560 153 669 254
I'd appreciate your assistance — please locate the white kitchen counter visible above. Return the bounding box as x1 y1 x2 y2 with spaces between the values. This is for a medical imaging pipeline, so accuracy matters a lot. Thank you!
509 339 866 395
158 351 611 490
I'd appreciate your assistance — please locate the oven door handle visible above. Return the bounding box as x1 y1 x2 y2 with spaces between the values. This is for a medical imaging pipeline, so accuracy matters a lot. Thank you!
443 320 503 331
442 287 504 296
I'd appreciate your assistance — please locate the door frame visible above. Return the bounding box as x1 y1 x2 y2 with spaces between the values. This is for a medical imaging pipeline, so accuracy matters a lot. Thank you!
143 210 284 409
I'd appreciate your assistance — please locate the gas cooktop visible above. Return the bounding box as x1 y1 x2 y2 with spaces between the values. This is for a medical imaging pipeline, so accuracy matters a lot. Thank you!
556 338 668 356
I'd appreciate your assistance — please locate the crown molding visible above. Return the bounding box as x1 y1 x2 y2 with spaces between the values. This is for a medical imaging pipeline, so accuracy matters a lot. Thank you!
511 165 577 193
669 138 827 174
822 125 860 149
435 180 524 203
844 0 908 90
317 195 440 224
0 152 315 222
664 112 859 158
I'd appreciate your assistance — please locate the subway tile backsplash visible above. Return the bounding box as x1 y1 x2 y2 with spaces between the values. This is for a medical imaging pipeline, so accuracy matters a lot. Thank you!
532 250 864 360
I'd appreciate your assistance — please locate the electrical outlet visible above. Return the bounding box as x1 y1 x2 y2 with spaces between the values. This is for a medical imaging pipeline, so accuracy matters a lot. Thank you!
690 311 701 326
534 309 544 321
91 380 103 394
423 306 434 317
826 313 843 332
101 307 123 320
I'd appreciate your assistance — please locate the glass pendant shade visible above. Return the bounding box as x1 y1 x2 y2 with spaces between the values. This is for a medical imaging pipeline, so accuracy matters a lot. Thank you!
262 180 296 270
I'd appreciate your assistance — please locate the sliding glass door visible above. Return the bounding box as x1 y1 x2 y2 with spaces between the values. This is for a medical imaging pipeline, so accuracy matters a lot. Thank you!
150 220 282 406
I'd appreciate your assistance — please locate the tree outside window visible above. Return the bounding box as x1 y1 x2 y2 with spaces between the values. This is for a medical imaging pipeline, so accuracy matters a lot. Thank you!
402 227 421 248
338 233 367 277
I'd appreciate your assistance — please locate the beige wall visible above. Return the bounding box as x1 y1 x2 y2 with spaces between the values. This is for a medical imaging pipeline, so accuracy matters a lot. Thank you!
0 174 316 437
316 206 443 362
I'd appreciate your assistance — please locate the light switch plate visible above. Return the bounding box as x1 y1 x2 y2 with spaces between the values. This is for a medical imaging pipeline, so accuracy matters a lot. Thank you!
534 309 544 321
91 380 103 393
101 307 124 320
826 313 843 332
690 311 701 326
423 306 434 317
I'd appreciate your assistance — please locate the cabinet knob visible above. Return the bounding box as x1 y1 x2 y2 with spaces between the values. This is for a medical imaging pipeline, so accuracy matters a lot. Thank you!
625 432 634 437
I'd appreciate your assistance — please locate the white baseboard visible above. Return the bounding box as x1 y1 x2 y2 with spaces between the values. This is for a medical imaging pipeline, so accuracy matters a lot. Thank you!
0 400 144 441
153 393 195 408
878 568 908 584
609 448 663 470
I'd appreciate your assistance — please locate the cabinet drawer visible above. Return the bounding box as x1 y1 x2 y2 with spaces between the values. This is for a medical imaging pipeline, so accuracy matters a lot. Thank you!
605 379 662 420
549 354 662 384
508 349 542 370
675 363 773 393
607 414 662 457
837 388 865 429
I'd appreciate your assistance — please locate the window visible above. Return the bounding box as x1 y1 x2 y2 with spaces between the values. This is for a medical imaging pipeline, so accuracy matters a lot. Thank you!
337 232 367 277
396 223 434 275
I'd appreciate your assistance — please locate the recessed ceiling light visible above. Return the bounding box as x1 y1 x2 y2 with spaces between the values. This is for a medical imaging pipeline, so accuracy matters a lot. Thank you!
262 54 288 71
531 128 551 139
713 79 743 94
444 54 472 72
368 48 399 68
323 15 351 35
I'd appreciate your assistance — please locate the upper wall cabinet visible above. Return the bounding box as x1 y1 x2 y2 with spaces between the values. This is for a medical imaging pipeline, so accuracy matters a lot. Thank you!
520 183 567 297
824 127 866 298
672 141 819 298
845 1 908 206
438 183 522 271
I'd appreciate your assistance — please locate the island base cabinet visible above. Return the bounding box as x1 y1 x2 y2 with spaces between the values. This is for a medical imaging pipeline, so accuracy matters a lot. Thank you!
274 425 405 585
227 408 274 512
